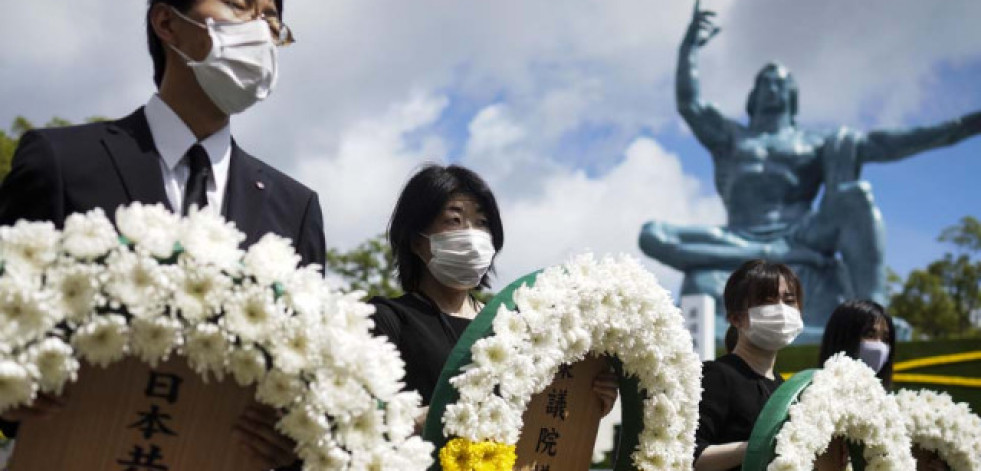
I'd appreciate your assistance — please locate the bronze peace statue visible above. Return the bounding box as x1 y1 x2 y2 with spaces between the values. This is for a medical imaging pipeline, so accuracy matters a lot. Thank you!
640 1 981 335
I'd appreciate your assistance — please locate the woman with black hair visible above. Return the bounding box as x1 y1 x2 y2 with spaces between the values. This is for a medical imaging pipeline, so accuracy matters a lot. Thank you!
695 259 805 471
811 300 900 471
369 164 618 432
818 300 896 388
369 164 504 410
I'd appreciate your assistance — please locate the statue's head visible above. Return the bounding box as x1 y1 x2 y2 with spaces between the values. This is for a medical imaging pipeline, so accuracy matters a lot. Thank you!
746 63 798 120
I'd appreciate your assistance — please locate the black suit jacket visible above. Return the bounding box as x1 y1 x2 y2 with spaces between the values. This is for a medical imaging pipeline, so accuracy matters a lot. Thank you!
0 108 325 268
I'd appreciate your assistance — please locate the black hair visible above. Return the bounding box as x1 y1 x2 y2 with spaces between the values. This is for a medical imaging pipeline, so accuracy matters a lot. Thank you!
819 300 896 389
388 164 504 293
723 259 803 323
146 0 283 88
745 62 799 121
724 325 738 353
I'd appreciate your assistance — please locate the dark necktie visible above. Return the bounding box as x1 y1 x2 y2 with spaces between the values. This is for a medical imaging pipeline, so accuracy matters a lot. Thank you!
181 144 212 216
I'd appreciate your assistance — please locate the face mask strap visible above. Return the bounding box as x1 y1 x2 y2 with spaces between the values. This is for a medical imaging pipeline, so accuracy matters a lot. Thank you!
169 6 208 30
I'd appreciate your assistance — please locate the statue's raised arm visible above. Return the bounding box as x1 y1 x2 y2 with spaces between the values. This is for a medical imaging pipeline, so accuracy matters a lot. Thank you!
857 110 981 165
677 0 738 156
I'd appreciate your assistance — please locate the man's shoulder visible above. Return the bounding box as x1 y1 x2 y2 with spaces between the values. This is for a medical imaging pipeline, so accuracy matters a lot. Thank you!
23 110 147 157
26 120 113 148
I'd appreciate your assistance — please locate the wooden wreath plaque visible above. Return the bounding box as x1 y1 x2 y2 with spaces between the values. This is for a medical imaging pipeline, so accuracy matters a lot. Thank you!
513 356 608 471
9 356 263 471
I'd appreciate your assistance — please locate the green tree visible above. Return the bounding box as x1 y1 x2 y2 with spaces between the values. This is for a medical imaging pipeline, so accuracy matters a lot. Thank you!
889 216 981 339
325 234 402 300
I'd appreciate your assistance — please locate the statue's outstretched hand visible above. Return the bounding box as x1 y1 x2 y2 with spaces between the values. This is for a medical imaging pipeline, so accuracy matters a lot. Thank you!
686 0 721 48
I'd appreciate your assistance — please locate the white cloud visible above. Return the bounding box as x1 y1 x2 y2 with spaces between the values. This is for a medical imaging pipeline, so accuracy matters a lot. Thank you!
491 135 725 291
292 91 449 248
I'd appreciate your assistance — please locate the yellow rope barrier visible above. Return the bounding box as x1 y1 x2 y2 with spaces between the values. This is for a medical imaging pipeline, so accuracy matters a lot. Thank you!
893 373 981 388
893 350 981 372
778 350 981 387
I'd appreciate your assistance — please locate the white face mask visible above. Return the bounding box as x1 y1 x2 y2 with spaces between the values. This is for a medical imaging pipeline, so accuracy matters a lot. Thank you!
744 303 803 351
425 229 495 290
858 339 890 373
168 8 278 115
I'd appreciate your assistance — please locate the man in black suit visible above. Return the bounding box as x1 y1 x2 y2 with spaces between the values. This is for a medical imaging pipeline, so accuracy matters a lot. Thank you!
0 0 324 268
0 0 320 468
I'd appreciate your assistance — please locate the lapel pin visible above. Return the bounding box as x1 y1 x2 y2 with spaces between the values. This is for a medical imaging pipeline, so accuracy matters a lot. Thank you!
256 181 265 190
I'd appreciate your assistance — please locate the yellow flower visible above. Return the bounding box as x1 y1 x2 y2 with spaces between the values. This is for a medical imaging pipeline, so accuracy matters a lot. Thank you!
440 438 476 471
439 438 516 471
486 442 517 470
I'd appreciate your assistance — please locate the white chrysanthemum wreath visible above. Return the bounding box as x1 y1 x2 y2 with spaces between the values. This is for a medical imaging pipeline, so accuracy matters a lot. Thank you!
0 204 433 471
893 388 981 471
434 253 702 471
767 354 915 471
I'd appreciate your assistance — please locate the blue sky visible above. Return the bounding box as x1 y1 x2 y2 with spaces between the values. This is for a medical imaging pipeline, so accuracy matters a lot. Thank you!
1 0 979 294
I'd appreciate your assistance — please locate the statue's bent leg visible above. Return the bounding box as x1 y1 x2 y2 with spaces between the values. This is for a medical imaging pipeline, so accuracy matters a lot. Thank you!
638 221 764 271
825 181 887 304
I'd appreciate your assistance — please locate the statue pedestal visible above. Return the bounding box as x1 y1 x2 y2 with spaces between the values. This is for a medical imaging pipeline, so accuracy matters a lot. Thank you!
9 356 262 471
513 356 608 471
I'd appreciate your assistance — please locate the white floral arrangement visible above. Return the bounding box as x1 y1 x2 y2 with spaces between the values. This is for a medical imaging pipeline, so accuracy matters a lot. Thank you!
439 253 703 470
768 353 915 471
893 388 981 471
0 204 433 471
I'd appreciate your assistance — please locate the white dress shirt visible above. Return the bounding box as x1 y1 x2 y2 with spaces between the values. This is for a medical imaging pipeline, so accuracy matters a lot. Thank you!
144 94 231 213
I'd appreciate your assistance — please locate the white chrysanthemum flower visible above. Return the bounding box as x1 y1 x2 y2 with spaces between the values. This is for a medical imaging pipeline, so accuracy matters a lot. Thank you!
130 316 182 367
276 403 330 447
310 367 373 419
115 203 179 258
296 443 350 470
243 233 300 286
348 336 405 400
48 263 103 323
477 394 522 444
72 314 129 368
24 337 78 395
103 250 171 319
183 323 230 380
335 407 384 451
384 391 423 444
178 208 245 273
497 355 537 405
348 444 403 471
442 402 481 441
491 306 529 340
171 259 230 323
0 220 60 276
227 345 267 387
0 276 57 349
270 318 316 374
221 284 282 344
0 359 37 414
471 337 515 373
450 367 494 403
395 436 436 470
62 208 118 260
471 336 516 373
256 370 303 408
282 265 326 316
